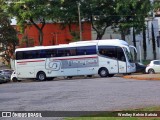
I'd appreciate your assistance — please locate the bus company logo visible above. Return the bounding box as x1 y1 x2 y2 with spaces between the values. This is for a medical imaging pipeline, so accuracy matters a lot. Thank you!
46 59 61 71
2 112 11 117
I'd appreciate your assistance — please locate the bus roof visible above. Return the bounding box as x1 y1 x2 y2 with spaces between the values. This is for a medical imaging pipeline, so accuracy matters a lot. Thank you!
69 39 128 45
15 39 128 52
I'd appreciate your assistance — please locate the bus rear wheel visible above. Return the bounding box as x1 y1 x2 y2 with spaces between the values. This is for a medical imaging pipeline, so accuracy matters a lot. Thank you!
99 68 109 77
12 77 18 82
37 71 46 81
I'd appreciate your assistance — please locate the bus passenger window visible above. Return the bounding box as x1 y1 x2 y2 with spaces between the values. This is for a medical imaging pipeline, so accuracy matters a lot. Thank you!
70 49 76 56
83 50 87 55
77 46 96 55
66 50 70 56
117 47 126 62
98 46 116 59
99 49 106 56
16 52 23 60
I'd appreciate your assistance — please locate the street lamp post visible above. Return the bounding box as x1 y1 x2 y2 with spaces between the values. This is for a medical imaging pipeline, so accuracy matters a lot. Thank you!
78 2 82 41
51 32 59 45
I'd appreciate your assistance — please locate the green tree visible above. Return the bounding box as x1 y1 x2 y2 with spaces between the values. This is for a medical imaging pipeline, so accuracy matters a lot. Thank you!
57 0 81 40
57 0 120 40
114 0 151 40
0 0 18 64
81 0 119 40
81 0 151 41
6 0 62 45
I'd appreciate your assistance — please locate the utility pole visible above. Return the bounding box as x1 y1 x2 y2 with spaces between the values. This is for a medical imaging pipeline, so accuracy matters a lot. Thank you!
78 2 82 41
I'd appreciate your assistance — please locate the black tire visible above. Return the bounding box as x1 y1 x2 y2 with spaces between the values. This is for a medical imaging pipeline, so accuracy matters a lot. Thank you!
46 77 54 81
36 71 46 81
65 76 73 79
148 69 155 74
108 74 114 77
87 75 92 78
12 77 18 82
99 68 109 77
123 73 131 75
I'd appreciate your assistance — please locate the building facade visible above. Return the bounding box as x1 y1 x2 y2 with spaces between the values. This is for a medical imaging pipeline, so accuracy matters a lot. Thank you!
17 22 92 47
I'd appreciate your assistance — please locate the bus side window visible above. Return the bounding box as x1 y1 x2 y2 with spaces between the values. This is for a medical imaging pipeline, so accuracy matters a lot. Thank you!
98 46 116 59
51 49 57 57
24 51 31 59
57 49 66 57
39 50 46 58
99 49 106 56
16 51 23 60
77 46 96 55
70 48 76 56
117 47 126 62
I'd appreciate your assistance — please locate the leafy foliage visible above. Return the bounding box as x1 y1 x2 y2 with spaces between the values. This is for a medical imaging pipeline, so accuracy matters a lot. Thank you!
6 0 62 45
0 0 157 64
114 0 151 40
81 0 120 40
0 0 18 64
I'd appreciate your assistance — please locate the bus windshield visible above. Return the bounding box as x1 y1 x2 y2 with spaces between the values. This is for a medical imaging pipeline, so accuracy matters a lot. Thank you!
123 47 134 63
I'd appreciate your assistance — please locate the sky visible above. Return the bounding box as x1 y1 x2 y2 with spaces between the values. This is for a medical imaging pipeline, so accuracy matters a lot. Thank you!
11 18 17 25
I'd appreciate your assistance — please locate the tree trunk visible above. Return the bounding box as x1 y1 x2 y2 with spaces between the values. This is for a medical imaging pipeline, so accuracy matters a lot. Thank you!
121 30 125 40
151 23 156 59
96 33 103 40
133 28 137 61
38 30 43 45
90 16 107 40
30 18 45 45
142 27 147 60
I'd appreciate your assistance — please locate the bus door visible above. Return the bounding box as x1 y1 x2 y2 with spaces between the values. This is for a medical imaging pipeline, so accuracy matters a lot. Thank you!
117 47 127 73
108 59 119 73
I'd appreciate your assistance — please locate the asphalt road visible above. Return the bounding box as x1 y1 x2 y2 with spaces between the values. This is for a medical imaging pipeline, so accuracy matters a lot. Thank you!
0 77 160 118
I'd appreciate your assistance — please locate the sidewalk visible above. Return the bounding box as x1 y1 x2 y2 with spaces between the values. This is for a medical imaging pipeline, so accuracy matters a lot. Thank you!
123 73 160 80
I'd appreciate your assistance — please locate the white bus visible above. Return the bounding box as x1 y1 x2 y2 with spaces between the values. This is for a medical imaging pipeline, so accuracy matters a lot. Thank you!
15 39 137 81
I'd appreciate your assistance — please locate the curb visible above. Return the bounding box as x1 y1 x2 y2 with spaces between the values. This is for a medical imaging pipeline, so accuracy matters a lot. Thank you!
123 74 160 80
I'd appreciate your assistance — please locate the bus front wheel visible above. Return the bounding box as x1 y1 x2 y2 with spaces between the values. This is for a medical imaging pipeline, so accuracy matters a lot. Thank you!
99 68 109 77
36 71 46 81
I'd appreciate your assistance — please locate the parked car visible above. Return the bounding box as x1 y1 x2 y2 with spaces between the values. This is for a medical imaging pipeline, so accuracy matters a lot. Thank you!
135 62 146 73
0 69 13 77
145 60 160 74
0 69 13 82
0 73 10 83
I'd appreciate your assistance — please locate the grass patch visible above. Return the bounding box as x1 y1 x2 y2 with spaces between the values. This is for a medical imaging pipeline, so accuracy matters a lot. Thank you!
65 106 160 120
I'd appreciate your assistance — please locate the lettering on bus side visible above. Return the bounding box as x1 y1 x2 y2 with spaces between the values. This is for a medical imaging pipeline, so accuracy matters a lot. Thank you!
45 57 99 70
61 57 99 69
